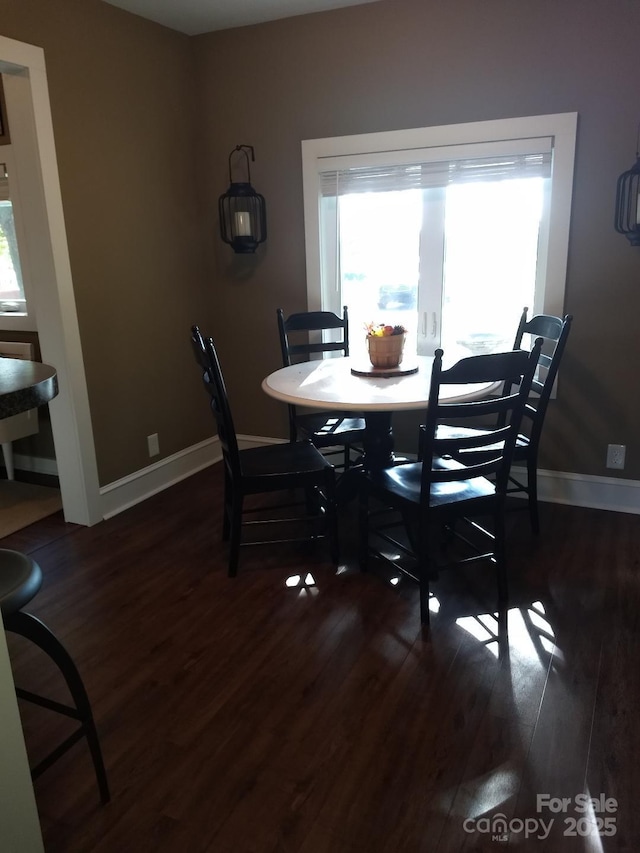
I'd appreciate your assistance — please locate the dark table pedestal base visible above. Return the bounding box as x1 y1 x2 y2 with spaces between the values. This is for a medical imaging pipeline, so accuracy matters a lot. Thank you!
336 411 410 503
361 412 395 471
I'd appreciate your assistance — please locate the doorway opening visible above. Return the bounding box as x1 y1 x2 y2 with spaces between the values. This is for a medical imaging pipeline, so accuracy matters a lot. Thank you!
0 35 101 527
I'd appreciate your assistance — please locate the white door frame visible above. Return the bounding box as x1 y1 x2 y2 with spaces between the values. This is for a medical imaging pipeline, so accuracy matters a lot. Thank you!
1 35 101 525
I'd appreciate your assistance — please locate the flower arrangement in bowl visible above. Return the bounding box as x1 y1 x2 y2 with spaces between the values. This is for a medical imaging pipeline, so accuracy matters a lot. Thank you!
365 322 407 368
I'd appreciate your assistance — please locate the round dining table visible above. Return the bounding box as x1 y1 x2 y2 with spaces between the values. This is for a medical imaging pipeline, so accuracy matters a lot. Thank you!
262 354 497 472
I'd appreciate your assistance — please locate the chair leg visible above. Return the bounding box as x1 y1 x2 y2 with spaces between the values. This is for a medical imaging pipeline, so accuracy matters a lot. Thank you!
358 486 369 571
418 534 431 626
324 472 339 565
228 492 243 578
222 468 232 542
5 610 110 804
304 485 321 516
419 572 431 626
494 511 508 605
526 454 540 535
288 408 298 445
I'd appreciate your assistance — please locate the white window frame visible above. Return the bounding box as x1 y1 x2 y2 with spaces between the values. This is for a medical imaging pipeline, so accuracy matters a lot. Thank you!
301 113 577 333
0 72 40 332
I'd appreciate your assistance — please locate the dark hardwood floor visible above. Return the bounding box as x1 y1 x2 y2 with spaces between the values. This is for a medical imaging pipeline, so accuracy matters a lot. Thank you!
3 465 639 852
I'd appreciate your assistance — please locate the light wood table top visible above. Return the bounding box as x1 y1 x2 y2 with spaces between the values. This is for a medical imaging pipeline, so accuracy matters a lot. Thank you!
262 355 496 413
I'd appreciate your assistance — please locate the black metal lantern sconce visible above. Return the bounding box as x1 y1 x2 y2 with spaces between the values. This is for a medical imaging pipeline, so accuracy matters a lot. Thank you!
615 127 640 247
218 145 267 254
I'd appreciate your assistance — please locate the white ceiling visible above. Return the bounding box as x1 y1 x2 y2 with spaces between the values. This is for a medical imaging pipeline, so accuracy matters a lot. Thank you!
101 0 381 36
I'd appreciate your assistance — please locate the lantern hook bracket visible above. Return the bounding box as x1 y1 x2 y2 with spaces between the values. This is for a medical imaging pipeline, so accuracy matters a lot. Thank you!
228 145 255 184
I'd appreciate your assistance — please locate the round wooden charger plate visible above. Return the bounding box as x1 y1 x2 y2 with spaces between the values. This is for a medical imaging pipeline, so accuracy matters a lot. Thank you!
351 362 419 377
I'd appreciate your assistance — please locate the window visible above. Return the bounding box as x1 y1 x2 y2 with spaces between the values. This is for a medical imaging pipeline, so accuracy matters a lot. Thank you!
302 114 576 361
0 152 27 315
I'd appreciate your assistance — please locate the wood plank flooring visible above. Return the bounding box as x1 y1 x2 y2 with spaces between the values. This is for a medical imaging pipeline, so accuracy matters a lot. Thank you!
2 466 640 852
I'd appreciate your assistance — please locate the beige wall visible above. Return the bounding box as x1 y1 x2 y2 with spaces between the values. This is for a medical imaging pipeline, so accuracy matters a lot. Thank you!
191 0 640 479
1 0 214 484
1 0 640 486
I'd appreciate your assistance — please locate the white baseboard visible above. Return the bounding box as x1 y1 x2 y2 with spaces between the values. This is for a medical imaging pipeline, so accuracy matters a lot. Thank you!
98 434 285 520
99 437 222 519
13 453 59 477
96 436 640 522
516 465 640 515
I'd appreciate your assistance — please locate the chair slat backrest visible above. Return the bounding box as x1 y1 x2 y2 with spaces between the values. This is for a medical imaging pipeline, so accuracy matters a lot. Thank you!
191 326 241 479
277 307 350 365
515 309 572 397
508 308 573 439
421 343 542 498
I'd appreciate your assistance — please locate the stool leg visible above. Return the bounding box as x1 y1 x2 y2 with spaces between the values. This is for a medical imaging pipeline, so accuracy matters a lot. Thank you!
2 441 15 480
6 610 110 804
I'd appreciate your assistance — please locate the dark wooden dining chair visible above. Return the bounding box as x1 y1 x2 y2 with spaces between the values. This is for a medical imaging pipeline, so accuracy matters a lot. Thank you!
430 309 573 535
360 342 542 625
0 549 110 803
277 307 366 470
191 326 338 577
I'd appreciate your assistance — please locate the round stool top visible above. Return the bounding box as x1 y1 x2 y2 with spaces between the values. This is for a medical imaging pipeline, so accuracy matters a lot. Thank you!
0 549 42 617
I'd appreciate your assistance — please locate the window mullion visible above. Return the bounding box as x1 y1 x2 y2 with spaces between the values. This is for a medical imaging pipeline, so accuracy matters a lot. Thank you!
417 187 445 356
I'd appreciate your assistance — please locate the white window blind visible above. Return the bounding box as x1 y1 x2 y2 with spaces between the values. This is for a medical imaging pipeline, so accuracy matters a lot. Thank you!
319 138 553 196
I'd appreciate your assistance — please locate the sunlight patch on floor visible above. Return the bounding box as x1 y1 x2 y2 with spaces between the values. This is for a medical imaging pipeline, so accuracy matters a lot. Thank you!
580 790 607 853
506 604 558 662
285 573 319 597
439 762 520 819
455 612 502 655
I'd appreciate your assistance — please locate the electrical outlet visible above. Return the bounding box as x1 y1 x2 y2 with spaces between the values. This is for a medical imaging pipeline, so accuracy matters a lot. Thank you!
606 443 625 470
147 433 160 457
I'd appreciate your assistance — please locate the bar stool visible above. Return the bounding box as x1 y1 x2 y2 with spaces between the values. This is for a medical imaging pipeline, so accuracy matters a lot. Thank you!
0 549 110 803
